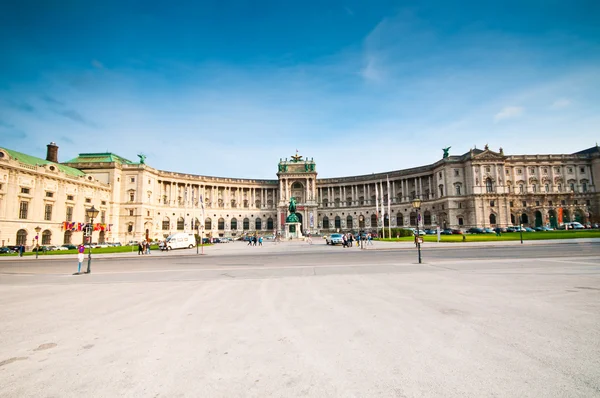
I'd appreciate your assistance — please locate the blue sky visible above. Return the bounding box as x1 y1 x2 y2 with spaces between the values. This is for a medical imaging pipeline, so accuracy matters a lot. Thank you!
1 0 599 178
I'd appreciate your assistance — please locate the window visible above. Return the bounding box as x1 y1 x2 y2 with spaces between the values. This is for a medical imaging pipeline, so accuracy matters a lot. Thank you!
532 185 537 193
101 201 106 205
267 217 274 230
536 201 540 206
231 218 238 230
554 167 560 173
243 218 249 230
129 209 134 216
16 229 27 245
218 218 225 230
46 192 54 198
44 204 53 221
582 182 587 192
545 184 549 192
66 206 73 222
529 167 535 174
459 202 462 209
67 195 74 201
130 177 135 183
509 201 514 207
485 178 493 193
439 172 442 179
147 210 150 216
42 230 51 245
580 167 585 173
490 200 495 207
587 200 591 206
458 217 464 226
570 183 575 192
548 201 553 206
490 213 497 224
127 224 133 233
517 169 522 175
454 169 459 176
21 187 30 194
19 201 28 219
455 185 461 195
542 168 548 175
439 185 444 197
63 230 72 244
322 216 330 229
561 200 566 205
519 184 524 194
574 200 578 205
162 218 170 230
129 192 134 202
505 169 509 176
485 166 491 173
522 201 527 207
568 167 573 174
85 198 91 203
255 218 262 230
101 211 106 223
557 184 562 192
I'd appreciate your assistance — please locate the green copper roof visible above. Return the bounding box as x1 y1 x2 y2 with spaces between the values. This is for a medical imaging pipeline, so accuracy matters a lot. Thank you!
65 152 135 164
1 147 86 177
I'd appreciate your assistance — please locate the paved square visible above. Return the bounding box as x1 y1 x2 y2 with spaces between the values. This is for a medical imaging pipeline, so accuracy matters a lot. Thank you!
1 242 599 397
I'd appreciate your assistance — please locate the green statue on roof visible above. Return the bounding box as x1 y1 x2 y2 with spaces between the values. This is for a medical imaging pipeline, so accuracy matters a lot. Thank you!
137 153 146 164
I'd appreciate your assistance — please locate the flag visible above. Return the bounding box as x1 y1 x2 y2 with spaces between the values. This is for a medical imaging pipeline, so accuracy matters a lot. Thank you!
387 176 392 234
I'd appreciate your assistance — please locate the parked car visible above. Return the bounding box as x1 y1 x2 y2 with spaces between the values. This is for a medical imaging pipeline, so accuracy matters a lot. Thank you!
326 233 344 245
0 247 13 254
61 244 77 250
7 245 21 252
441 229 453 235
524 227 536 232
93 243 109 248
45 245 59 251
466 227 484 234
31 246 49 252
451 229 464 235
534 226 553 231
483 228 495 234
569 222 585 230
109 242 122 247
424 229 437 235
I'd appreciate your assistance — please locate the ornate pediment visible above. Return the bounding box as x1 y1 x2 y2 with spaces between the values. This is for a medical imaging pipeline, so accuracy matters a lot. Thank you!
472 149 505 161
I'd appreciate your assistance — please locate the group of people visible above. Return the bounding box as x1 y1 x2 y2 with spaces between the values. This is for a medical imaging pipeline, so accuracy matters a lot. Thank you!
137 241 151 255
342 233 374 248
247 236 263 246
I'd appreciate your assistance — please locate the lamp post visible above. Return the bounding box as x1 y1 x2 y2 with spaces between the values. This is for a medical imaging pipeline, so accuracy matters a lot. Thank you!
34 226 41 259
519 213 524 244
85 205 99 274
412 198 422 264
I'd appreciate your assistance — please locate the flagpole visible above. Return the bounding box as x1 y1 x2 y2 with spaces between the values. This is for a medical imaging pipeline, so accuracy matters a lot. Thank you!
380 180 385 239
375 182 380 238
387 176 392 239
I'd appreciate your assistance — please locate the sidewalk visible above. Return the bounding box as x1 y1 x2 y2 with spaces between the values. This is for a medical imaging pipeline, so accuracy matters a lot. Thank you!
0 238 598 261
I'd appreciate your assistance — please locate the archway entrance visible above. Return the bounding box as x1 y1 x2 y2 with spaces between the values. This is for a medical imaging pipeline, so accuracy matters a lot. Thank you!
548 210 558 228
534 211 543 228
574 209 584 223
520 213 529 225
562 208 571 223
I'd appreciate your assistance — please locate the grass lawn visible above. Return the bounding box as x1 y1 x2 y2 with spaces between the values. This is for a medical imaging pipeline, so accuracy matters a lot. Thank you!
378 230 600 243
1 244 212 257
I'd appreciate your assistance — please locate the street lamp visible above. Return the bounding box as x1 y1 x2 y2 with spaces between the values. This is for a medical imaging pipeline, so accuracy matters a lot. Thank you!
85 205 99 274
412 198 422 264
34 226 41 259
519 213 524 244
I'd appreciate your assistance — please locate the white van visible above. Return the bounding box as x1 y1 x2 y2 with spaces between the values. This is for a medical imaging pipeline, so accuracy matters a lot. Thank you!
165 233 196 250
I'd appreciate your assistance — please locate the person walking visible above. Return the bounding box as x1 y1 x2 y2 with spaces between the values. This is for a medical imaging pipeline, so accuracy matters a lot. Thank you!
306 233 312 245
253 236 257 246
342 234 348 248
146 241 151 254
247 237 253 246
138 241 144 255
367 233 373 246
19 245 24 257
77 245 85 273
258 236 263 246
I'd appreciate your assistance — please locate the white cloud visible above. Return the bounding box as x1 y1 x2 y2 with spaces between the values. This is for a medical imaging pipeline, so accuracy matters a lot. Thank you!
550 98 571 109
493 106 524 122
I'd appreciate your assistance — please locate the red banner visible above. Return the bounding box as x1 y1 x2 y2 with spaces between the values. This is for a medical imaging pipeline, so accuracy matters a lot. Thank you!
557 208 563 224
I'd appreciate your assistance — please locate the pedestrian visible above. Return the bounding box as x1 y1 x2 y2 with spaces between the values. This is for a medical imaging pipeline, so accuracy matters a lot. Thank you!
306 233 312 245
348 234 353 247
146 241 151 254
253 236 257 246
247 237 252 246
356 234 360 247
19 245 24 257
342 234 348 248
138 241 143 255
367 233 373 246
77 245 85 273
258 236 263 246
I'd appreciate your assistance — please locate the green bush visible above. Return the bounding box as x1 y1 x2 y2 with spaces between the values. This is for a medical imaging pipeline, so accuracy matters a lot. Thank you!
390 228 414 237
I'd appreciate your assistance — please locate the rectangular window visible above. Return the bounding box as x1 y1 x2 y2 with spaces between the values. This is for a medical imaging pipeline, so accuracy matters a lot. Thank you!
485 166 490 173
147 210 150 216
532 185 537 193
129 193 134 202
44 204 53 221
509 201 514 207
548 201 553 206
580 167 585 173
522 201 527 207
454 169 459 176
517 169 522 175
67 195 74 201
21 187 30 194
129 209 134 216
459 202 462 209
458 217 464 226
505 169 509 176
45 192 54 198
535 201 540 206
130 177 135 183
554 167 560 173
490 200 495 207
587 200 591 206
455 185 461 195
101 200 106 205
19 201 28 219
561 200 566 205
574 200 578 205
66 206 73 222
101 210 106 223
85 198 91 203
582 183 587 192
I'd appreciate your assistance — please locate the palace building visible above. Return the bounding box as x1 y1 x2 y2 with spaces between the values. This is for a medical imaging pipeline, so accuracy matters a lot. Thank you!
1 143 598 247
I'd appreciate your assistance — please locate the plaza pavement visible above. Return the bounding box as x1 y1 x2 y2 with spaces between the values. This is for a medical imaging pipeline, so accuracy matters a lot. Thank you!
0 240 599 397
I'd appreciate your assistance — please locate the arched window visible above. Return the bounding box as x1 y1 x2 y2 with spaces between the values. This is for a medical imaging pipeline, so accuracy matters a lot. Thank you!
162 217 170 230
346 215 353 229
218 218 225 230
396 213 403 227
243 218 250 230
255 218 262 230
64 230 72 244
16 229 27 245
486 178 493 193
370 214 377 227
177 217 184 230
205 218 212 230
267 217 274 230
231 218 238 230
323 216 330 229
424 211 432 225
489 213 497 225
334 216 341 228
42 230 52 245
410 212 417 226
520 213 529 224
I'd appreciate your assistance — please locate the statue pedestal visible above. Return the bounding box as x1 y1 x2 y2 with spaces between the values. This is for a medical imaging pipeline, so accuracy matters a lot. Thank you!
284 223 303 240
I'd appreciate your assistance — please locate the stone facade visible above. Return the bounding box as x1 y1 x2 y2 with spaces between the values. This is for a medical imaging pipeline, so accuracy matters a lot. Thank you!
1 144 598 246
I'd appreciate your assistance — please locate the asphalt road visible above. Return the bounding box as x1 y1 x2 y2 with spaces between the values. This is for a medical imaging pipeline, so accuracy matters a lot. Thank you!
1 241 599 397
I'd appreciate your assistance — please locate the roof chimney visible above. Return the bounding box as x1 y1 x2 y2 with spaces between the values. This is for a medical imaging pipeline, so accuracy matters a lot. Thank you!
46 142 58 163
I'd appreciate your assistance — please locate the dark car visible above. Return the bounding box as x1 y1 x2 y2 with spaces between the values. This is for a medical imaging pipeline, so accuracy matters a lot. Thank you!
0 247 13 254
7 245 21 253
451 229 464 235
62 244 77 250
441 229 453 235
466 227 484 234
